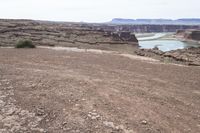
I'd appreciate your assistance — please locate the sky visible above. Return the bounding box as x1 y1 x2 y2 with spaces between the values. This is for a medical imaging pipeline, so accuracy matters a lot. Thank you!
0 0 199 22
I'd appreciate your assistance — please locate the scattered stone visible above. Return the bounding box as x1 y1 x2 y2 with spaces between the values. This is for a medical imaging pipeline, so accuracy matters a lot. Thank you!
91 116 97 120
141 120 148 125
87 110 101 120
36 107 45 116
82 98 86 101
6 86 14 89
75 129 80 132
0 99 5 107
6 108 16 116
103 121 115 128
0 78 45 132
103 121 134 133
31 127 44 132
87 114 92 117
75 104 79 107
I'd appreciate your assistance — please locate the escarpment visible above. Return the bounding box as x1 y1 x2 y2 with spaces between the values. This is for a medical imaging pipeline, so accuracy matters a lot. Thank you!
0 19 138 47
88 24 200 33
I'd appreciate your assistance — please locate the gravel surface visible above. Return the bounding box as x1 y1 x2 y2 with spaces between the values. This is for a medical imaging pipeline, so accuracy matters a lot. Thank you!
0 48 200 133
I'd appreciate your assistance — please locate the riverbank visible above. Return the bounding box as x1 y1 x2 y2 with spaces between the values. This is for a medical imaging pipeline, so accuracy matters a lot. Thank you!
135 47 200 66
137 32 200 52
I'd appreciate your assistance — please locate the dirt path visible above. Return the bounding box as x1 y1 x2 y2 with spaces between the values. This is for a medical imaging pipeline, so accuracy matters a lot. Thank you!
0 48 200 133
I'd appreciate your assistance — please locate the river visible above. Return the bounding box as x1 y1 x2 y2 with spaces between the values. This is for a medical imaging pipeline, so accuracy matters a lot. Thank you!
138 33 200 52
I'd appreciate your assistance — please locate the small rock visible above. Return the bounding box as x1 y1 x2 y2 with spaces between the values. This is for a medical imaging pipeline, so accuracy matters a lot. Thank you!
7 86 14 89
75 129 80 132
91 112 97 116
36 108 45 116
62 122 67 125
0 100 5 107
95 125 99 129
6 108 16 115
87 114 92 117
96 115 100 118
75 104 79 107
103 121 115 128
31 127 44 132
141 120 148 125
118 125 125 130
91 116 97 120
82 98 86 101
0 114 3 120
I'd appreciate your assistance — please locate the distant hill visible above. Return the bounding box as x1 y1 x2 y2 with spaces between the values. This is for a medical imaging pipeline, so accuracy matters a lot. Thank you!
110 18 200 25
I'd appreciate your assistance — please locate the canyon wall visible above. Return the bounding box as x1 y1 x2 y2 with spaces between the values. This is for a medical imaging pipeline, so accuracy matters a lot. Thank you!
176 29 200 46
1 19 199 47
110 18 200 25
0 19 138 47
88 24 200 33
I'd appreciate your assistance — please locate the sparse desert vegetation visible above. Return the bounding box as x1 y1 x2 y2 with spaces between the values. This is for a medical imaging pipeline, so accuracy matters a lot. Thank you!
15 40 36 48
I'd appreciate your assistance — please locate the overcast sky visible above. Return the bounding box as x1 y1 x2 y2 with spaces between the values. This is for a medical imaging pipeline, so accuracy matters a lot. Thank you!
0 0 199 22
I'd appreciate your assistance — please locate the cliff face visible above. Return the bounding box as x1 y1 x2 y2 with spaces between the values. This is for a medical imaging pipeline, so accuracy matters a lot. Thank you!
1 19 199 47
186 31 200 41
176 30 200 41
110 32 138 42
90 24 200 33
111 18 200 25
0 19 138 47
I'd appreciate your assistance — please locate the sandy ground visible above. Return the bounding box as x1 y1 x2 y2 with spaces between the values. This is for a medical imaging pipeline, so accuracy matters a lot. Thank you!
0 48 200 133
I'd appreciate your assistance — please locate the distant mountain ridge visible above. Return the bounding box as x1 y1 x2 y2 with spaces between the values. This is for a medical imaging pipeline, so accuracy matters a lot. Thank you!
110 18 200 25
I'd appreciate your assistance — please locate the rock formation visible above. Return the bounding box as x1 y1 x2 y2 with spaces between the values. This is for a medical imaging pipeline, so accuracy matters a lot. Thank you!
135 47 200 66
111 31 138 42
176 29 200 41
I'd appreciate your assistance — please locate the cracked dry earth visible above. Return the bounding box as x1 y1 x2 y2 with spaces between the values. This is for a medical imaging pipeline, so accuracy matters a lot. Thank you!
0 48 200 133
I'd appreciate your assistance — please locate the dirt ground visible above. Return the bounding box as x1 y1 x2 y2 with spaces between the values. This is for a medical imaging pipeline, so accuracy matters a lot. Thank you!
0 48 200 133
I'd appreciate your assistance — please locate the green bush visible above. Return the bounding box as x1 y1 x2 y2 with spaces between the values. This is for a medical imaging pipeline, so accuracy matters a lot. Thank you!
15 40 36 48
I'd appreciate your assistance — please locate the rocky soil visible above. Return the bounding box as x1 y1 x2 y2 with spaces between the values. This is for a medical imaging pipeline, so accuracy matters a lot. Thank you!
0 48 200 133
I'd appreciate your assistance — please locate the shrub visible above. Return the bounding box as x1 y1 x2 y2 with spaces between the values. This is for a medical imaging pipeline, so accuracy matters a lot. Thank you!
15 40 36 48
